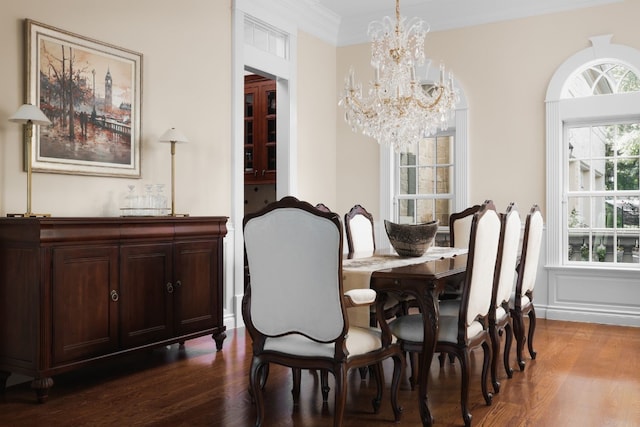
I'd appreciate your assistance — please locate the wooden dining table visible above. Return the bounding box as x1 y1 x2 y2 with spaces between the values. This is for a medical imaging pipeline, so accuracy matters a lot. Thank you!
343 247 468 427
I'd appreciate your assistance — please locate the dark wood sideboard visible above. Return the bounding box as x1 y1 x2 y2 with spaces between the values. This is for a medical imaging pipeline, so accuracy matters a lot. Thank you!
0 216 228 403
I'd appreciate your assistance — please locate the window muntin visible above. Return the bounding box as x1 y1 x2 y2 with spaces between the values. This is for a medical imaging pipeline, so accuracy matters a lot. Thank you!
563 62 640 98
566 122 640 264
396 135 454 229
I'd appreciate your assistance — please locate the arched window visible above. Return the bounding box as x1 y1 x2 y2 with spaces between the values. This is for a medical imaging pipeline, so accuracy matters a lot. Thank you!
546 35 640 267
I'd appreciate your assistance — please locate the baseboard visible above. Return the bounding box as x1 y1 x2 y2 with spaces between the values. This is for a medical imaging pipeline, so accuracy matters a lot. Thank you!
543 305 640 327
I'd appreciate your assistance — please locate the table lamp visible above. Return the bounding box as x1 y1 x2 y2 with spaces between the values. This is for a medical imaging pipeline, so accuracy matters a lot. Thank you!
8 104 52 217
158 127 189 216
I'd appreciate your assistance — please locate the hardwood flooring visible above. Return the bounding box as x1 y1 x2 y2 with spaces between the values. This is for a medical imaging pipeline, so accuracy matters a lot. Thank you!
1 319 639 426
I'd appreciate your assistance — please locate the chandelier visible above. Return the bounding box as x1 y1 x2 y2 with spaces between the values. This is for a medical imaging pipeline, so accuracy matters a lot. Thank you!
339 0 458 152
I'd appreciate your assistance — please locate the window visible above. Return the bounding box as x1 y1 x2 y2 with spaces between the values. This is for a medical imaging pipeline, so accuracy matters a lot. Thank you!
395 134 454 228
244 16 289 60
382 70 467 244
566 122 640 264
547 36 640 267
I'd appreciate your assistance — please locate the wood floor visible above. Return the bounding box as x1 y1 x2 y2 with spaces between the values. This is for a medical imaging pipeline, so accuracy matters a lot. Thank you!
1 319 639 426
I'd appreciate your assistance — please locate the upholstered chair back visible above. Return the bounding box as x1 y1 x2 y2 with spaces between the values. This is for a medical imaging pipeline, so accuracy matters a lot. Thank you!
464 204 501 329
345 204 375 254
520 206 544 295
244 205 345 342
450 205 482 249
495 205 522 307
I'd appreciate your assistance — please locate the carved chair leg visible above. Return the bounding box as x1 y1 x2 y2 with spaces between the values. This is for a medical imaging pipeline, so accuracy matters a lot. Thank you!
390 353 404 422
503 322 514 378
408 351 418 390
260 364 269 389
249 358 266 426
481 341 493 406
458 351 472 427
371 362 383 413
291 368 301 404
333 365 347 427
489 325 501 394
512 312 526 371
527 307 537 360
320 370 330 402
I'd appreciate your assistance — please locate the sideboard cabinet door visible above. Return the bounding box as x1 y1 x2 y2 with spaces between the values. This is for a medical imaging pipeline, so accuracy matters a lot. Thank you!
51 245 119 366
119 243 173 348
173 240 220 336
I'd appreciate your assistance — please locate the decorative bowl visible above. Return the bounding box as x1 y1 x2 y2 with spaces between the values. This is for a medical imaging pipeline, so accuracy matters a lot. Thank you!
384 219 439 257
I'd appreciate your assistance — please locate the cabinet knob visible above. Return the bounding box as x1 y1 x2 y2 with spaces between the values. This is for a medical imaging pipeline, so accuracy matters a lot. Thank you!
166 282 174 294
110 290 119 302
175 280 182 288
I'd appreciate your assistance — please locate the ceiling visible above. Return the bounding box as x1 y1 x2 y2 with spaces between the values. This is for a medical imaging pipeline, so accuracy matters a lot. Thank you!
311 0 621 46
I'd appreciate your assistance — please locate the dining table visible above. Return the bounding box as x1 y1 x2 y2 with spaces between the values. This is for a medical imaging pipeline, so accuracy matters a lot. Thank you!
342 246 468 427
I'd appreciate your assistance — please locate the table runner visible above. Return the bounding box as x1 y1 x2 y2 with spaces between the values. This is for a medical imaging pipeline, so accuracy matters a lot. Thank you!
343 247 468 327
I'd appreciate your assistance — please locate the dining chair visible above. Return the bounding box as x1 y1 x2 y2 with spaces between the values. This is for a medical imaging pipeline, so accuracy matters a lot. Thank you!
344 204 403 327
315 202 332 212
440 204 482 300
510 204 544 371
344 204 376 254
488 202 521 392
438 203 522 393
450 204 483 249
389 200 501 427
437 204 482 367
242 196 404 427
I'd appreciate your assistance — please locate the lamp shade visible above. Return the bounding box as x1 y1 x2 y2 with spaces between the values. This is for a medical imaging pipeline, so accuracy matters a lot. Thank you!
9 104 51 126
159 127 189 143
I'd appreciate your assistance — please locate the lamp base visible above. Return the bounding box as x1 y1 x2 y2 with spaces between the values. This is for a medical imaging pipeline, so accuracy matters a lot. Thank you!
7 212 51 218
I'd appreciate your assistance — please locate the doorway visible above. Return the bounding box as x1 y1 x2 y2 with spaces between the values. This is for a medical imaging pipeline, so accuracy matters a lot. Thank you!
243 73 277 215
231 5 297 329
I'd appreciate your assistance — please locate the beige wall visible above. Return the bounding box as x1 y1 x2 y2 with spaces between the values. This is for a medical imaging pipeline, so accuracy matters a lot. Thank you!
336 1 640 220
0 0 232 217
2 0 638 223
0 0 337 219
296 31 337 208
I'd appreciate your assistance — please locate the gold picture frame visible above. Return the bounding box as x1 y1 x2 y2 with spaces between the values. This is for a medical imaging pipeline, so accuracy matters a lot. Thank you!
24 19 142 177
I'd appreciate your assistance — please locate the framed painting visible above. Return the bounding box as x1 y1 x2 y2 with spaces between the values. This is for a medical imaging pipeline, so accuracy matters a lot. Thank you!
24 19 142 177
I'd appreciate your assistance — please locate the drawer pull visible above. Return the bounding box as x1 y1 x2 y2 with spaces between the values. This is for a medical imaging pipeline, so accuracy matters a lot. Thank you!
110 290 119 302
166 282 174 294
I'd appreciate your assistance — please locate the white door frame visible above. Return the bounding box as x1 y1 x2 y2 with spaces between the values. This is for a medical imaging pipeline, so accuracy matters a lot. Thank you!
228 1 298 329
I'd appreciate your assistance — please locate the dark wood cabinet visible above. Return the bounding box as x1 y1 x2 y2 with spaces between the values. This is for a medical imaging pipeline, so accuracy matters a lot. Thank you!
244 75 276 184
0 216 227 402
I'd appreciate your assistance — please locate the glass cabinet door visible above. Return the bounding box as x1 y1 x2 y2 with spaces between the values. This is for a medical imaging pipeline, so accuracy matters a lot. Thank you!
244 76 276 184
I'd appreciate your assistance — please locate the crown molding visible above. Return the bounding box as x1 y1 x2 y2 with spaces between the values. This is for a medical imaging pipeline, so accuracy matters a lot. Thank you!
238 0 622 47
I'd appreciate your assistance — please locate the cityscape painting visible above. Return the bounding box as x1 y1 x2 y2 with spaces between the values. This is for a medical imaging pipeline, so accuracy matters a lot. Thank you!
25 20 142 177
